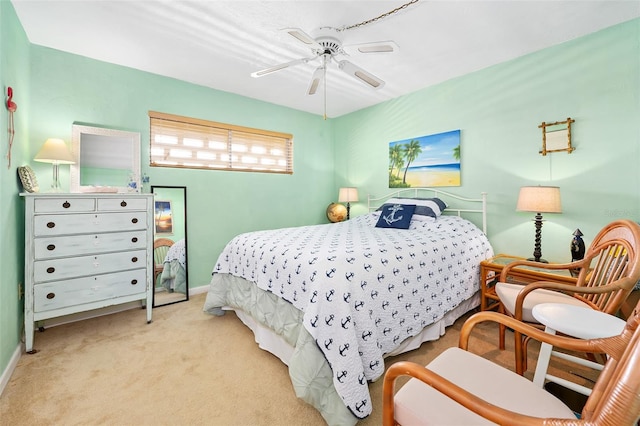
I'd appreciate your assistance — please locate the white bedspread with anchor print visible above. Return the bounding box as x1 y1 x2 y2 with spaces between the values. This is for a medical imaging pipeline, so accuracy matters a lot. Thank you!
212 213 492 419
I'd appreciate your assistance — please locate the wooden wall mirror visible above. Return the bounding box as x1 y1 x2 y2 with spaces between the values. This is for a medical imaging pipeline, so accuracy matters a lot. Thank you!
70 124 141 193
151 185 189 307
539 117 575 156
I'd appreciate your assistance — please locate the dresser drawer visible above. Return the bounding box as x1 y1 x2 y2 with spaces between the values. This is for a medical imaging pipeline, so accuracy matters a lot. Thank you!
33 269 147 312
34 231 147 259
34 197 96 213
34 212 147 236
98 197 147 211
34 249 147 283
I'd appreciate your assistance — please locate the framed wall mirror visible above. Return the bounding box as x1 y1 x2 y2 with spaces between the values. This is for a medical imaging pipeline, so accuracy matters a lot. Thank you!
151 185 189 307
70 124 141 193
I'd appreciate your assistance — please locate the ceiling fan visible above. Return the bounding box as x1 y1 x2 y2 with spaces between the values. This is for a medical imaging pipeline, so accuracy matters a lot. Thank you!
251 27 397 97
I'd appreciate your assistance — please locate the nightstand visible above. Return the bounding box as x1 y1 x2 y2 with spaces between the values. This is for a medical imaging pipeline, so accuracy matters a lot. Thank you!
479 254 577 311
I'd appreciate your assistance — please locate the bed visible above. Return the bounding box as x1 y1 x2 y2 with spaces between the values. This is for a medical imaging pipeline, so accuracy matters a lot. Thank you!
203 189 493 425
159 238 187 294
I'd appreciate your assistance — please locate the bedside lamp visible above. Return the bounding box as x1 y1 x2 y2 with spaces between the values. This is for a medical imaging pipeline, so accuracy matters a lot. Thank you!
34 138 75 192
516 185 562 263
338 187 359 220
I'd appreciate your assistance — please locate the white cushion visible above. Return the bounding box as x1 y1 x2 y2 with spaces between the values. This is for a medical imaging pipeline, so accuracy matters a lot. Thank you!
495 282 590 323
394 347 576 425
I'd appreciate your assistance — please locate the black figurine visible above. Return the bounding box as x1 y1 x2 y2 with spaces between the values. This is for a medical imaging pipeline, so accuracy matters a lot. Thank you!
570 229 585 261
570 229 585 277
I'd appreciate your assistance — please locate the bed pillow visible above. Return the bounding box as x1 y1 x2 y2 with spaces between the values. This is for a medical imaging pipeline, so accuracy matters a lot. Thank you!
380 197 448 218
375 203 416 229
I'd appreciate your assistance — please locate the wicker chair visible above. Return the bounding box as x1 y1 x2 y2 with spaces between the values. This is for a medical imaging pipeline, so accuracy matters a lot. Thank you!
495 219 640 375
153 238 174 287
382 305 640 426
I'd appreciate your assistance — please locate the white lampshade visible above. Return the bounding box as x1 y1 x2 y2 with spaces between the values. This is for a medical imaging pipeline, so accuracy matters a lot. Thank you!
34 138 75 192
33 138 75 165
338 187 359 203
516 186 562 213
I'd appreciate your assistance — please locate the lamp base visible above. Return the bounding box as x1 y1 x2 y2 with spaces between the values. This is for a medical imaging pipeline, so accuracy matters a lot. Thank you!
527 257 549 263
47 163 64 193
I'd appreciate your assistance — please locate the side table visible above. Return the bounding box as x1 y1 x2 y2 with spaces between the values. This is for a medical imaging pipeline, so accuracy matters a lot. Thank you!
531 302 626 395
479 254 577 312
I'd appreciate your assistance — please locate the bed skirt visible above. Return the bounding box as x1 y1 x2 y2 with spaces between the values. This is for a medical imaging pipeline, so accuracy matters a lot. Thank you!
203 273 479 425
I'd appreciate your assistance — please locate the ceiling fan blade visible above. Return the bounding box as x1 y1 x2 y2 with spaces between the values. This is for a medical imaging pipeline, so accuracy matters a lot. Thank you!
251 57 314 78
282 27 323 50
344 40 399 54
307 66 324 95
337 60 385 89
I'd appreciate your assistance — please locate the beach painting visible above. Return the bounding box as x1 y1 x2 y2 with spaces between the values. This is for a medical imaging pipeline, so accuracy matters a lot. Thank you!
154 200 173 234
388 129 461 188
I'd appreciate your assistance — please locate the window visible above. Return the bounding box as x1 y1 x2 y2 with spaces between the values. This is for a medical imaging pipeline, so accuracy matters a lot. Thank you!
149 111 293 174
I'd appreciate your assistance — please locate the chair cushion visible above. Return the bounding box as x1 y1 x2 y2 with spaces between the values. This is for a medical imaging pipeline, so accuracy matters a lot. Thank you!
394 347 576 425
495 282 590 322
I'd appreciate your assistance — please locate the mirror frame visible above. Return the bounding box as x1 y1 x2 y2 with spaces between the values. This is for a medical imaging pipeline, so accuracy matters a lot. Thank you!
70 124 141 193
151 185 189 307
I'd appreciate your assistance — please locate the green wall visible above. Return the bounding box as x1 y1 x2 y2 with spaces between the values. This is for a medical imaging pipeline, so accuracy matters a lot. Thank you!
334 18 640 264
0 0 30 383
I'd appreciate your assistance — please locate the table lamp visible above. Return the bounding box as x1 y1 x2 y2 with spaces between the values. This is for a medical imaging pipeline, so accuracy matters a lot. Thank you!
34 138 75 192
516 185 562 263
338 187 359 220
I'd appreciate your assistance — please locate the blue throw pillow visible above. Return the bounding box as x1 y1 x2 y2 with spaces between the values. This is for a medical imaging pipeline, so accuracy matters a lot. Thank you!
375 204 416 229
377 197 447 218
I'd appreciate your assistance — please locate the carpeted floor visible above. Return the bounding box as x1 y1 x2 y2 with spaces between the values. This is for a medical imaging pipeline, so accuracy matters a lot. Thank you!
0 293 595 425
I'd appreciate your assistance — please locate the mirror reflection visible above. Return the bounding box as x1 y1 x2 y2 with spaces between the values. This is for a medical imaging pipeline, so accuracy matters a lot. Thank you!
70 124 141 193
151 185 188 307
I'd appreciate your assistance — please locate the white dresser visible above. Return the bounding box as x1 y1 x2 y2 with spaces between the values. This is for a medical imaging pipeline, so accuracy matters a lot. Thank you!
22 193 154 353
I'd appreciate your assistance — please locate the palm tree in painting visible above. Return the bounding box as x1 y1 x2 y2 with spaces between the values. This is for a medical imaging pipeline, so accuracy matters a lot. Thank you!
389 145 404 178
453 144 460 161
402 139 422 184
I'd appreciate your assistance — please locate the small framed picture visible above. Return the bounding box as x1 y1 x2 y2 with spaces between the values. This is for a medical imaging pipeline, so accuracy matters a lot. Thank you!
18 165 39 193
154 200 173 234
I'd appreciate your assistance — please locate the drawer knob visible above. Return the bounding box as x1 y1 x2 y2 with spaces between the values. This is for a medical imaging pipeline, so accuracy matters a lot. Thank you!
120 200 127 207
131 218 138 224
47 244 56 251
46 292 55 299
131 237 138 243
131 257 138 263
131 279 138 285
62 201 71 208
47 222 56 229
46 267 55 274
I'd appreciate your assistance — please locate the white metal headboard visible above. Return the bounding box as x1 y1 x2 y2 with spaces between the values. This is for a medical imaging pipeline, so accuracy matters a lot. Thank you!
368 188 487 234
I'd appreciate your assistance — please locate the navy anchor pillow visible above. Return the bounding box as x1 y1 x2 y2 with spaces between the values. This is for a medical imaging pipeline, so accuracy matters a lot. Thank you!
375 203 416 229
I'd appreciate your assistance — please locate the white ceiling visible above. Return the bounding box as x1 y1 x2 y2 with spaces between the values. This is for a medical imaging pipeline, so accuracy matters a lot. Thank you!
11 1 640 118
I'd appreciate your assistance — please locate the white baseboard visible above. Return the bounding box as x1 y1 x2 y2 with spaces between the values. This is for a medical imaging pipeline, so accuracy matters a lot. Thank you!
0 345 22 397
189 284 209 296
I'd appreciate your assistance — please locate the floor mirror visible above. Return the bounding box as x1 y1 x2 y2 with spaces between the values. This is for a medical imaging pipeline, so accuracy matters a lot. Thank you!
151 185 188 307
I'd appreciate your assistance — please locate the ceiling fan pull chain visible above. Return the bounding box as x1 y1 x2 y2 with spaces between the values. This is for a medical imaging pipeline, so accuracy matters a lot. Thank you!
323 55 328 120
337 0 420 32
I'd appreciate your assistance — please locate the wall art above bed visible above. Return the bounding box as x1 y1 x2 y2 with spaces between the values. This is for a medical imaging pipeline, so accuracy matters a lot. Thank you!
388 129 461 188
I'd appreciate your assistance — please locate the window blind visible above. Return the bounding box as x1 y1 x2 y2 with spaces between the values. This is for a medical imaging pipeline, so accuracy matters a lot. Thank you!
149 111 293 174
